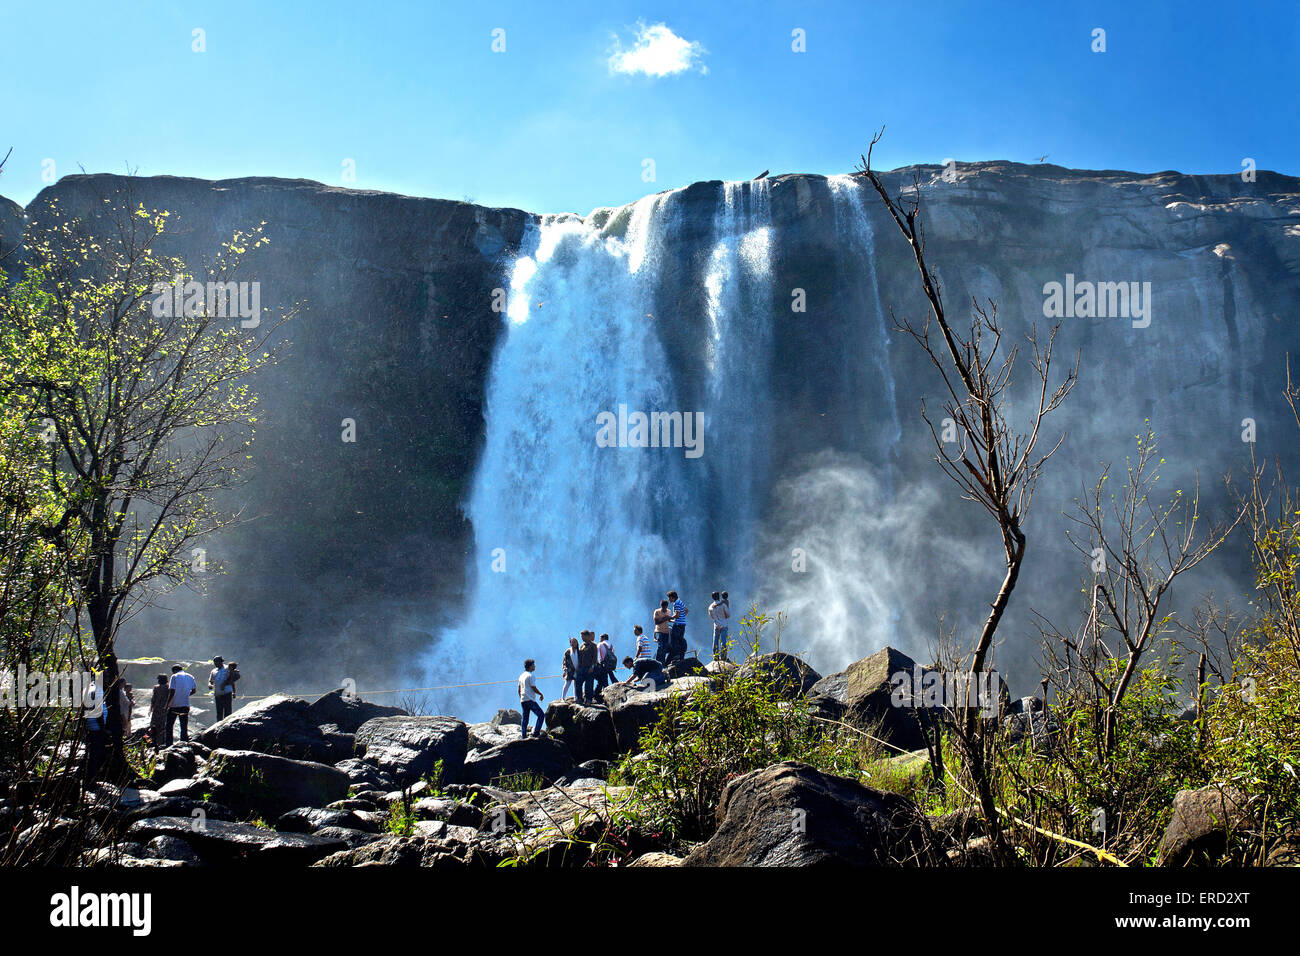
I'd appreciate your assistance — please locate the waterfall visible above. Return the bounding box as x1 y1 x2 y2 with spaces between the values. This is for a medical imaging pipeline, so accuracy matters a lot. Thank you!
755 176 916 670
426 175 910 717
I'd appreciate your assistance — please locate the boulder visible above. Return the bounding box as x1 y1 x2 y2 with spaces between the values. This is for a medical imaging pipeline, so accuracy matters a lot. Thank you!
199 749 351 819
461 736 574 787
468 720 522 751
144 835 203 865
276 807 376 834
332 757 394 792
313 826 385 850
1156 785 1254 866
629 852 684 867
663 656 707 680
492 708 522 728
127 816 348 865
735 653 822 699
198 694 347 763
314 835 485 868
353 715 468 786
705 660 738 676
601 676 712 751
808 647 931 752
411 796 486 828
306 689 408 734
152 741 211 785
543 700 619 763
683 761 936 867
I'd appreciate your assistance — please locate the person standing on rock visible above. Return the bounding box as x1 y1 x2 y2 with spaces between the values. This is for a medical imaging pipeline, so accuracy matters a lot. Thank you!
518 658 546 738
576 631 599 704
709 591 731 662
165 664 197 745
596 632 619 689
209 656 233 722
561 637 580 701
667 590 688 664
653 600 673 664
148 674 169 747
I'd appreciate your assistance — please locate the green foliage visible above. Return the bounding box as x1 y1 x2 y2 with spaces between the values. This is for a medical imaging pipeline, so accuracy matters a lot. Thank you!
1204 642 1300 858
614 662 877 841
1003 660 1206 864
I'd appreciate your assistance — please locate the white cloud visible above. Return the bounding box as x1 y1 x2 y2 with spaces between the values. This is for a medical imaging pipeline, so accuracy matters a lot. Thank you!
608 22 707 77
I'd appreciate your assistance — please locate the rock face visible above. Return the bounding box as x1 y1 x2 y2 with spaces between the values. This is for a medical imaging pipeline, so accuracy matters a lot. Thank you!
200 749 351 819
684 761 936 867
305 689 408 734
734 653 822 699
6 165 1300 694
127 815 348 865
461 736 574 787
809 647 932 752
1156 785 1254 866
198 694 346 764
353 715 468 786
542 701 619 763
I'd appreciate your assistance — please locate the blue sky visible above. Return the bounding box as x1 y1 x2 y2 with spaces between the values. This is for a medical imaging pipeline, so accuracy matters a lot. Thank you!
1 0 1295 213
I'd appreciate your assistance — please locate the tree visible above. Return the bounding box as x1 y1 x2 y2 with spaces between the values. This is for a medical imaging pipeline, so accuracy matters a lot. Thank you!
0 181 288 772
860 130 1077 863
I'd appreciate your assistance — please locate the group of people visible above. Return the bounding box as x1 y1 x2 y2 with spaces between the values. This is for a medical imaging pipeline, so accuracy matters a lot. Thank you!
83 655 242 781
145 656 242 746
516 589 733 738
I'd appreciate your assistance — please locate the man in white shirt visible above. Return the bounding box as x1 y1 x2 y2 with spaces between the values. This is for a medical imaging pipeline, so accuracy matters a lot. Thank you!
165 664 198 745
518 658 546 738
709 590 731 662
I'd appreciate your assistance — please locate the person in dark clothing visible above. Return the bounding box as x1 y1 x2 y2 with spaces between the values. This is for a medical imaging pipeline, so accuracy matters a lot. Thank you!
561 637 580 701
576 631 599 704
666 590 688 664
622 655 665 688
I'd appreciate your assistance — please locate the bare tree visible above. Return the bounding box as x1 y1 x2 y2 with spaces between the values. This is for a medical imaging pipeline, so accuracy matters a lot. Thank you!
859 129 1077 863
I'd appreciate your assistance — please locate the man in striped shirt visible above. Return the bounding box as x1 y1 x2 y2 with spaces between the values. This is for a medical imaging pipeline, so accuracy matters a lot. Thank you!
633 624 653 660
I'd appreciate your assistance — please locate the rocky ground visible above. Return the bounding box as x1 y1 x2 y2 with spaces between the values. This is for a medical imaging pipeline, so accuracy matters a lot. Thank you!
8 647 1255 868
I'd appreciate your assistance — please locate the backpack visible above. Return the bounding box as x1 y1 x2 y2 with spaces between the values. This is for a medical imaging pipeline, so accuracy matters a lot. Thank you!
601 641 617 671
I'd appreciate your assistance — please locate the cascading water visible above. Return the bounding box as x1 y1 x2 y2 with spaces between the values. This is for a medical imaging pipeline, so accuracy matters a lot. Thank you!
426 175 906 717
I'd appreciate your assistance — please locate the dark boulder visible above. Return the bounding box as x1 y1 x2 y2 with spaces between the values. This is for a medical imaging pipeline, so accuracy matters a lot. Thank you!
461 736 574 787
313 826 385 850
735 653 822 699
353 715 468 787
492 708 522 728
683 761 937 867
663 657 707 680
1156 785 1254 866
127 816 348 866
306 689 408 734
200 749 351 819
152 741 211 785
808 647 931 752
198 694 347 763
602 677 712 752
542 700 619 763
144 834 204 865
332 757 395 792
276 806 376 834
